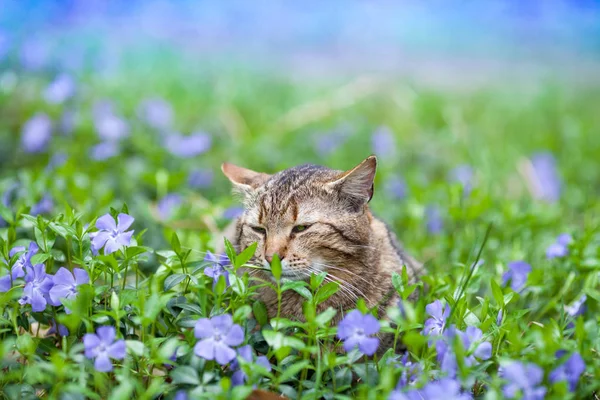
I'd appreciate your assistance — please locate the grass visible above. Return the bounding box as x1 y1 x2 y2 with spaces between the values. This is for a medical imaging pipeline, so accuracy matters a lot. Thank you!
0 56 599 399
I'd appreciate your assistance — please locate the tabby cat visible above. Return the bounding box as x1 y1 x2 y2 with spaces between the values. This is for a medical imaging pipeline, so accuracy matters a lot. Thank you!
220 156 422 324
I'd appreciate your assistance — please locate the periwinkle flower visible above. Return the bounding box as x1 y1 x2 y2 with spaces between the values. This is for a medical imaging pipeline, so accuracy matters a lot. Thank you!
188 169 213 189
450 165 474 195
19 264 53 312
502 261 531 292
395 353 421 388
423 300 450 337
529 152 561 202
49 267 89 313
546 233 572 259
0 242 39 292
157 194 182 220
174 391 188 400
565 294 586 318
31 195 53 216
337 309 380 356
314 130 348 156
90 142 120 161
44 74 75 104
20 39 49 71
371 126 396 159
95 112 129 141
83 326 126 372
165 132 212 158
223 207 243 220
549 352 585 392
194 314 244 365
496 309 503 325
231 344 272 386
437 326 491 376
137 98 173 130
385 177 407 200
90 213 135 255
203 251 230 288
390 378 471 400
425 205 443 234
501 361 547 400
22 113 52 153
47 319 69 337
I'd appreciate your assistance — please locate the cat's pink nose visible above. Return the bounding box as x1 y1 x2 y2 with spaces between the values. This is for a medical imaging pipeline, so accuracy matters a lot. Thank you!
265 254 284 264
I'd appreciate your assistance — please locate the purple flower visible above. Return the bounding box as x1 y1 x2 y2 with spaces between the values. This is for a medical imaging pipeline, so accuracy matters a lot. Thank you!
223 207 243 220
47 319 69 337
314 130 348 156
501 361 547 400
391 378 471 400
83 326 126 372
450 165 474 195
0 242 39 292
59 109 77 135
137 98 173 130
95 112 129 141
22 113 52 153
371 126 396 160
20 39 49 71
194 314 244 365
204 251 230 288
496 309 503 325
395 353 421 388
549 352 585 392
529 152 561 202
385 177 407 200
46 152 67 171
90 213 135 255
174 391 188 400
425 205 443 234
18 264 54 312
49 267 89 313
31 195 53 216
44 74 76 104
337 310 380 356
231 344 272 386
157 194 182 220
90 142 120 161
188 169 214 189
423 300 450 337
502 261 531 292
565 294 586 318
546 233 572 259
165 132 212 158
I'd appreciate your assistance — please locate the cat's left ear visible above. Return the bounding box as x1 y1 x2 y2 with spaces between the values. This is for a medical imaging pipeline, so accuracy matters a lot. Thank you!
221 163 271 196
327 155 377 206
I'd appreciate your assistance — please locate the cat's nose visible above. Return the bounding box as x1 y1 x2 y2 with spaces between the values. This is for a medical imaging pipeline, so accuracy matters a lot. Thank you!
265 254 284 264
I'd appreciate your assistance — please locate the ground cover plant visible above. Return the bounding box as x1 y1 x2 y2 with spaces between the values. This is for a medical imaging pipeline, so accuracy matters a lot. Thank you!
1 36 600 400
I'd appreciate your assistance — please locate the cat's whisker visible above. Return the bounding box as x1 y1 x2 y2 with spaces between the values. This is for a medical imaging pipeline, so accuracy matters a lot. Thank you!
311 262 373 287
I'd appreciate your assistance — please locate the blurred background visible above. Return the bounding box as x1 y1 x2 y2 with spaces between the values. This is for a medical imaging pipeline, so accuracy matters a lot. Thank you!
1 1 600 270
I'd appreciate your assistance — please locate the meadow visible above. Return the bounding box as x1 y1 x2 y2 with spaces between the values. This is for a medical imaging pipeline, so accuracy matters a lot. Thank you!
1 44 600 399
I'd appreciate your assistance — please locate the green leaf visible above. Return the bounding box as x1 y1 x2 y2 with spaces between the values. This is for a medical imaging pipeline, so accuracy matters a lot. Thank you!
282 281 312 300
171 366 200 385
125 246 150 258
173 303 203 315
262 329 305 350
164 273 187 291
111 291 120 311
126 340 145 356
278 360 310 383
233 305 252 321
171 232 181 254
270 253 282 281
252 301 268 326
214 273 227 294
30 253 51 265
235 242 257 268
315 307 337 326
391 272 403 295
0 203 13 224
315 282 339 304
110 381 134 400
491 279 504 307
224 237 237 265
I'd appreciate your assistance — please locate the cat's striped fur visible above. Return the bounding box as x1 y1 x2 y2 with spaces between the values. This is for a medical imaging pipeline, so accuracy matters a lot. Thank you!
220 156 422 326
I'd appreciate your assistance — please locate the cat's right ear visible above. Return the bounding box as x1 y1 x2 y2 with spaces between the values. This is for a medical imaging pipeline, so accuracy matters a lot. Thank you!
221 163 271 195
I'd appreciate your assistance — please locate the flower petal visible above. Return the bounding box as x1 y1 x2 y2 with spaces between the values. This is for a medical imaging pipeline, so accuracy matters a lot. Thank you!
94 352 113 372
358 337 379 356
115 230 133 247
362 314 381 335
117 213 134 231
74 268 90 285
96 326 116 344
474 341 492 360
194 338 215 360
214 342 236 365
53 267 75 286
107 339 127 360
96 213 117 231
231 369 247 386
224 324 244 347
211 314 233 332
49 284 72 305
0 276 11 292
103 238 122 255
30 288 47 312
84 333 101 358
194 318 214 339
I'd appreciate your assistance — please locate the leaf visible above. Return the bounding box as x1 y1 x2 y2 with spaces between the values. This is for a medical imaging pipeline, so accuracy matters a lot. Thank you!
491 279 504 307
270 253 282 281
126 340 145 356
164 273 187 291
235 242 257 268
262 329 305 350
111 291 120 311
171 366 200 385
30 253 51 265
315 307 337 326
0 203 13 224
224 237 237 265
278 360 310 383
171 233 181 254
253 301 268 326
315 282 339 304
282 281 312 300
125 246 150 258
234 305 252 321
391 272 403 295
173 303 203 315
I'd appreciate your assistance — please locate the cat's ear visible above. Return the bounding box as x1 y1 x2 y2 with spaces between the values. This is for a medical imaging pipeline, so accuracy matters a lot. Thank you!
327 156 377 206
221 163 271 194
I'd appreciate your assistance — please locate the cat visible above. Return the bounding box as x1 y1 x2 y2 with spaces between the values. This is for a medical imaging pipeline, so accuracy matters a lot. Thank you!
219 156 422 325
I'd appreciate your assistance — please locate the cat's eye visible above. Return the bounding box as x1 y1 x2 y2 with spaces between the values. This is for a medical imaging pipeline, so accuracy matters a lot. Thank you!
250 226 266 234
292 224 311 233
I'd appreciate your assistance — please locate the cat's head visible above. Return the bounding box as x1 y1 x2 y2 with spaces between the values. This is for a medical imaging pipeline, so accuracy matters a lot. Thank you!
221 156 377 280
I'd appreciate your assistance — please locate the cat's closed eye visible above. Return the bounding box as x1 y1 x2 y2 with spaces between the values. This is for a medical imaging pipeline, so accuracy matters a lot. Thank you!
250 226 266 234
291 224 311 234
